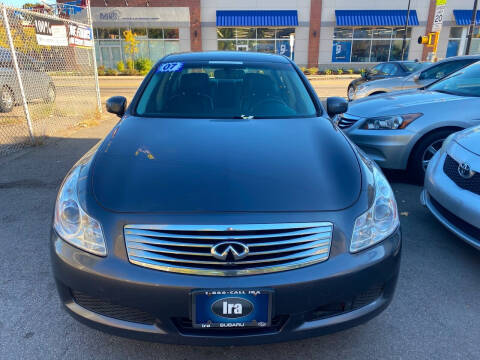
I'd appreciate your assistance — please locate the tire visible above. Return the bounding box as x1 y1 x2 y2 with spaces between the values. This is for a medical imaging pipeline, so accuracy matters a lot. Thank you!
409 129 458 183
347 85 355 101
44 83 56 104
0 86 14 113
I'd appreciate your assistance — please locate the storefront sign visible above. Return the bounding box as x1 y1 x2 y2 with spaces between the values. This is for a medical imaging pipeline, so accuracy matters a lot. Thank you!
33 17 68 46
67 24 93 48
432 0 448 32
276 40 291 58
332 41 351 62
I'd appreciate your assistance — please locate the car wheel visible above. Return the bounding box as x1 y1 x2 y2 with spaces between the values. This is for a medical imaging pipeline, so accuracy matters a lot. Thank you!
347 85 355 101
44 83 55 104
409 129 457 183
0 86 14 113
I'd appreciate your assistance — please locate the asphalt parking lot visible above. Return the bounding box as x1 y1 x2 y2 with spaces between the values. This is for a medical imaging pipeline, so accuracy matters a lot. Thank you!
0 79 479 359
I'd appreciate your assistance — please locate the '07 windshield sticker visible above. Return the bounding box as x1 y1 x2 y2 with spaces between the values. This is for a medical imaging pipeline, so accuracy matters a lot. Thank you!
157 62 184 73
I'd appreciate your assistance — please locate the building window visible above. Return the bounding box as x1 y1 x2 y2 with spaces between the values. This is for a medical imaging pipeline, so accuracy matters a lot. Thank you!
333 27 412 62
94 27 180 69
217 27 295 57
447 27 463 57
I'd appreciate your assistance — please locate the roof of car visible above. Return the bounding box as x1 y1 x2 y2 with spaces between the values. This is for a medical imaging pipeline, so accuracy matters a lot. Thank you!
439 54 480 61
160 51 292 64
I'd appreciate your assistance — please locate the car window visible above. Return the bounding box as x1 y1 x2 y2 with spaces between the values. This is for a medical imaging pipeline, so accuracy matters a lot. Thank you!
370 64 385 75
135 61 318 119
419 59 475 80
382 63 399 75
402 62 424 73
429 62 480 97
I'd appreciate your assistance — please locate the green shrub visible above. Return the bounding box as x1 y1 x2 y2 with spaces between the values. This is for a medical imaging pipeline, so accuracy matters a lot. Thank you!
126 58 135 71
307 67 319 75
105 68 118 76
300 66 307 74
122 68 139 76
347 68 354 75
97 65 106 76
337 68 344 75
134 58 153 73
324 68 333 75
116 61 125 72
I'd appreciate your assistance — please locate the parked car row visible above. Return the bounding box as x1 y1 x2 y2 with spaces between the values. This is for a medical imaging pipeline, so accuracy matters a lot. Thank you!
347 56 480 101
341 58 480 251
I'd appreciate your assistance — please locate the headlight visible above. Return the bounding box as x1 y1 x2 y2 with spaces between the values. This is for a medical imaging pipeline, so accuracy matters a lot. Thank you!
54 166 106 256
350 166 399 253
362 113 422 130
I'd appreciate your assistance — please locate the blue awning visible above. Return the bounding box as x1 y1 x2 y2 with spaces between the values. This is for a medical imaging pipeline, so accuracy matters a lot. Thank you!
216 10 298 27
453 10 480 26
335 10 419 26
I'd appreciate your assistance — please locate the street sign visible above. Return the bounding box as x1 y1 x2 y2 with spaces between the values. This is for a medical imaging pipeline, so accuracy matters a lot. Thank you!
432 0 447 32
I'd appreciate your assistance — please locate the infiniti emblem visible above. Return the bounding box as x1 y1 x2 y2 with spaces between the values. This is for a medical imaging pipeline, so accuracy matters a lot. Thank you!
458 162 475 179
211 242 249 261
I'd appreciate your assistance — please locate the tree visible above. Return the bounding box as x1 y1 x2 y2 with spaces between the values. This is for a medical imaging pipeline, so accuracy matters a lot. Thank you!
123 30 138 70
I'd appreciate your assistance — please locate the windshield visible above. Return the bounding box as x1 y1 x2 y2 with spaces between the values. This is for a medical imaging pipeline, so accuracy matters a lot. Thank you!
428 62 480 97
403 62 426 73
135 61 318 118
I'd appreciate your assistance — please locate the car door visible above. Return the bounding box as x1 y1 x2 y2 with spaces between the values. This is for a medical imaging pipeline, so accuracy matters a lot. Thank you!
402 59 477 90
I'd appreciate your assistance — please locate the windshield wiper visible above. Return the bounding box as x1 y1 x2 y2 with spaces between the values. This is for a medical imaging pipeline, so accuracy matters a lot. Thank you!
433 89 458 96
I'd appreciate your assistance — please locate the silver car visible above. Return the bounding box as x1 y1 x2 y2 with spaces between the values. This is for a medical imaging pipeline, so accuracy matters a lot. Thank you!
0 48 56 113
349 55 480 101
337 61 480 181
422 125 480 250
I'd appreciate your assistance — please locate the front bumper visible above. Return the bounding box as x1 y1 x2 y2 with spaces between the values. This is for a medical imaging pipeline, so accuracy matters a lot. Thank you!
51 228 401 345
344 127 416 170
422 149 480 250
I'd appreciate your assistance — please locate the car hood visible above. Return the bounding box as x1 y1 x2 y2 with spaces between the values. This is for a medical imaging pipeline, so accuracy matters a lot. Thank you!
92 116 362 213
454 126 480 156
347 90 474 117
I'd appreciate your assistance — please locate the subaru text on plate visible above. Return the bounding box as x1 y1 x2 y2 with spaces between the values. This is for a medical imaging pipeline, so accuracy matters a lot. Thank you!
51 52 401 345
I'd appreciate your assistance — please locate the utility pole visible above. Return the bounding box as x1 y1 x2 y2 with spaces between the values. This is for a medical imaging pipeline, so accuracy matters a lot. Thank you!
466 0 479 55
401 0 412 60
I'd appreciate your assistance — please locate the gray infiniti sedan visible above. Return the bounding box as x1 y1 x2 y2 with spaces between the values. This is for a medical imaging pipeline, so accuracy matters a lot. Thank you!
337 61 480 181
422 125 480 250
50 52 401 345
349 55 480 101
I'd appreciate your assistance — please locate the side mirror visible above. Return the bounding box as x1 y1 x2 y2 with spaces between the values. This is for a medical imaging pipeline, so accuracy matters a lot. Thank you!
106 96 127 117
327 97 348 118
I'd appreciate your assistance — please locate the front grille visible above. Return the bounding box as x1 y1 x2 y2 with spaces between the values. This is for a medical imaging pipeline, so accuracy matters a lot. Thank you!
336 114 360 129
443 155 480 195
124 222 333 276
429 196 480 242
71 290 156 325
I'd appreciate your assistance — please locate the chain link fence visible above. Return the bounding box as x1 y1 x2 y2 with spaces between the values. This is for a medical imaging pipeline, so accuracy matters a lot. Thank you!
0 3 100 156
